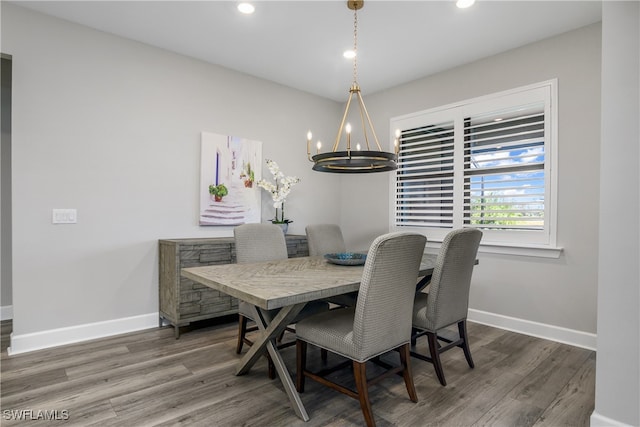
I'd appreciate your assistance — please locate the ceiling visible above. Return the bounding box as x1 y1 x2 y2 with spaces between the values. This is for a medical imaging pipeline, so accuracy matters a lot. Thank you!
13 0 602 102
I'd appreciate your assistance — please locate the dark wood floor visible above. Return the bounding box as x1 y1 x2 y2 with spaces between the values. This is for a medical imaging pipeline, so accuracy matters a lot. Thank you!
1 319 11 354
0 317 595 426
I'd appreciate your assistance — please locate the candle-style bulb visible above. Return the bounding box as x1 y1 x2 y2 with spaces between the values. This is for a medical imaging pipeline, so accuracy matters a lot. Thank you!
356 143 361 151
345 123 352 134
307 131 312 141
395 129 401 138
316 141 322 153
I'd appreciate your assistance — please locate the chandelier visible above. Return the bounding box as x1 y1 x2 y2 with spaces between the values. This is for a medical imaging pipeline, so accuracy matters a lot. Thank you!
306 0 398 173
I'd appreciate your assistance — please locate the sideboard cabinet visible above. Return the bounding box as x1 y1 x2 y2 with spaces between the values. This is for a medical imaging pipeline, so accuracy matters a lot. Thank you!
159 235 308 338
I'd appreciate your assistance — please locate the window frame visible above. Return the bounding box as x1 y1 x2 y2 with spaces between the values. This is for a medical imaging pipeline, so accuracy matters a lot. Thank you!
389 80 561 258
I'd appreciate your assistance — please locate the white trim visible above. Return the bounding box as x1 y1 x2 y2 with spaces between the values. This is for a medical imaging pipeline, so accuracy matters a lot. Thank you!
468 308 597 351
425 240 563 258
6 309 596 356
7 312 159 355
1 305 13 320
547 78 559 249
590 411 635 427
392 80 558 123
476 242 563 259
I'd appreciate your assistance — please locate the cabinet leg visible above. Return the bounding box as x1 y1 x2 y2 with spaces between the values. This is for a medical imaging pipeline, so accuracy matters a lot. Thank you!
174 325 180 339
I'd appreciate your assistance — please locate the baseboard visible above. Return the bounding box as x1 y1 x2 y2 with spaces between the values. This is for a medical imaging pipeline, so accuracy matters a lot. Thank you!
6 308 597 355
1 305 13 320
468 308 597 351
7 312 159 355
590 411 635 427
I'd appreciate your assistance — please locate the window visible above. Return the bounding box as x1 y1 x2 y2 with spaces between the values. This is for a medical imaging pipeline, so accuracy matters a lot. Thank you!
390 80 559 255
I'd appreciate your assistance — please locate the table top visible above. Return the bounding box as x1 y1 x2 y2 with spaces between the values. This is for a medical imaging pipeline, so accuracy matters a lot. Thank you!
182 254 438 310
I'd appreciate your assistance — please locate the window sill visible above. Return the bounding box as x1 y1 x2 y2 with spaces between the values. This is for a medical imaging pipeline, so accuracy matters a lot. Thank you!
425 241 563 259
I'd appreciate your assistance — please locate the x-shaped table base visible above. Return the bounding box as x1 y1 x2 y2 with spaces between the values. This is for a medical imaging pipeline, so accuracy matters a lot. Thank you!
235 302 310 421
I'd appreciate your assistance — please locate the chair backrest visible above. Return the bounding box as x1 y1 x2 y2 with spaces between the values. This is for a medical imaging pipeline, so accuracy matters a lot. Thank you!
234 223 288 264
352 232 427 361
305 224 346 256
425 228 482 330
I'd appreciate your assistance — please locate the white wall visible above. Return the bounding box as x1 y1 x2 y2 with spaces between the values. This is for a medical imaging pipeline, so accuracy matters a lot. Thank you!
2 3 342 351
343 24 602 342
592 2 640 426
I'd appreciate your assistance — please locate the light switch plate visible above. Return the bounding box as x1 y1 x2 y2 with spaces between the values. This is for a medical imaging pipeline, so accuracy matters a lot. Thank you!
52 209 77 224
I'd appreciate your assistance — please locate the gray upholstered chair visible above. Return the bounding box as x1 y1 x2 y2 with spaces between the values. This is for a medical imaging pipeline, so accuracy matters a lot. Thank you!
305 223 358 308
295 232 427 427
305 224 346 256
234 223 329 377
410 227 482 386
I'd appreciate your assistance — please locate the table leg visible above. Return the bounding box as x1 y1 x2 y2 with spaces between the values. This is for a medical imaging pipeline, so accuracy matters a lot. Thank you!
235 303 310 421
415 274 432 293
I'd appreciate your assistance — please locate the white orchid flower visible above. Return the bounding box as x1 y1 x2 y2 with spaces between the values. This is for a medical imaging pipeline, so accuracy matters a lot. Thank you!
256 159 301 223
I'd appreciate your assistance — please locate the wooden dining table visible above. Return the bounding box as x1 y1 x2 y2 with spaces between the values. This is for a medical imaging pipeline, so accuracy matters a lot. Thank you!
181 253 438 421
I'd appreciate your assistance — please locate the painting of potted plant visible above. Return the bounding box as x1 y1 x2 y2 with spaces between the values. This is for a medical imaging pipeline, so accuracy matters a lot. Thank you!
209 183 228 202
199 132 262 226
242 162 255 188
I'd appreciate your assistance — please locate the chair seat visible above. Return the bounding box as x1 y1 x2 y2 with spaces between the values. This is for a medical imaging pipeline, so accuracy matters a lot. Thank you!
298 307 385 363
239 300 330 324
296 307 354 353
412 292 436 331
412 292 465 332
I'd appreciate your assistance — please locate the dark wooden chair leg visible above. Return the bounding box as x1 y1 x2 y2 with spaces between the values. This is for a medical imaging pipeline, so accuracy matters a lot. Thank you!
353 361 376 427
410 327 418 346
427 331 447 386
399 343 418 402
458 320 474 369
296 340 307 393
236 315 248 354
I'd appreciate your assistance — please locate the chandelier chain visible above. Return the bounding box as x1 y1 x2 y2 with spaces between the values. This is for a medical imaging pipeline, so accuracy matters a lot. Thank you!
352 8 358 84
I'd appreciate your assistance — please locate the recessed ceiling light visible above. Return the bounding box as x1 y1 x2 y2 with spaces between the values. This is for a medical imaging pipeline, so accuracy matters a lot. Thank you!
456 0 475 9
343 50 356 59
237 3 255 14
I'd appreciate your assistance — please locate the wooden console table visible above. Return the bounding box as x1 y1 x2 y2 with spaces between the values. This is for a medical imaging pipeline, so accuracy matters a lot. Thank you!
158 235 309 338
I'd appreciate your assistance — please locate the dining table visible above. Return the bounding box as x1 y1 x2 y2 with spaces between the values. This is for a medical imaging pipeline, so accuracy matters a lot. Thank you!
181 252 438 421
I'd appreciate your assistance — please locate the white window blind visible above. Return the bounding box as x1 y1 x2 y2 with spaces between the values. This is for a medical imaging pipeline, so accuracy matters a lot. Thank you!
463 103 545 230
391 81 557 249
395 120 455 228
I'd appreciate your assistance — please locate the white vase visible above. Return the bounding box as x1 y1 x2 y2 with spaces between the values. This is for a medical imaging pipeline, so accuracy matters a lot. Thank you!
273 223 288 234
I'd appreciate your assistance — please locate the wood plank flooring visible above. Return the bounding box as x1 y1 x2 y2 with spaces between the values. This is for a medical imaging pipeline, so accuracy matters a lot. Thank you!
0 317 595 426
